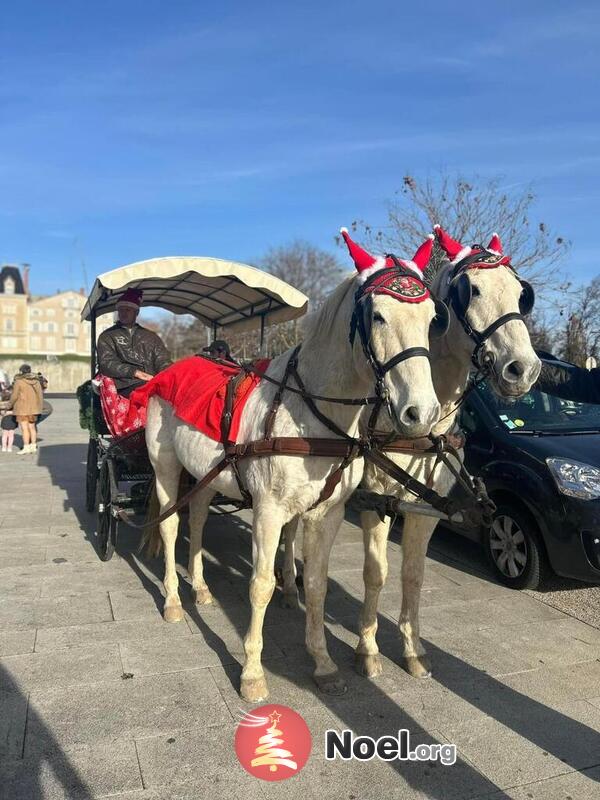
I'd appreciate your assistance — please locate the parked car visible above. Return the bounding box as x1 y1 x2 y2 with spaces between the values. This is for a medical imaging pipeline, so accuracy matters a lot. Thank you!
453 359 600 589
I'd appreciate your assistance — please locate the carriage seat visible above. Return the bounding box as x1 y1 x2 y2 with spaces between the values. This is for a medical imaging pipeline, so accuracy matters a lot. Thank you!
96 374 146 438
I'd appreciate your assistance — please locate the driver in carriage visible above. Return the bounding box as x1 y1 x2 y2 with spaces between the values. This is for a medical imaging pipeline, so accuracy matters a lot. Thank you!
97 287 172 398
96 287 172 436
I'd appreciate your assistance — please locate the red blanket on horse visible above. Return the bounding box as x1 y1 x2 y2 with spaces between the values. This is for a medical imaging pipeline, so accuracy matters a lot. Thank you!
126 355 270 443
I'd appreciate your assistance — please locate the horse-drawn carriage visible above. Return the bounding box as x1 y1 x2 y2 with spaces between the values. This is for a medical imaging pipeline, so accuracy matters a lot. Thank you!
79 255 309 561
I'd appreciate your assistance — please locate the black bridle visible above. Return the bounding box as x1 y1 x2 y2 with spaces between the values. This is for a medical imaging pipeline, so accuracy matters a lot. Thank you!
446 247 535 369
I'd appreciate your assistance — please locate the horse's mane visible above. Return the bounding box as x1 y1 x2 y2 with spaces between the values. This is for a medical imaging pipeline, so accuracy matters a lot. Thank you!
300 276 356 349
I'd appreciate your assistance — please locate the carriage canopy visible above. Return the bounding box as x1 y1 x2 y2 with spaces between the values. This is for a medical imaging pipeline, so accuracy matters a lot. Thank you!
81 256 309 334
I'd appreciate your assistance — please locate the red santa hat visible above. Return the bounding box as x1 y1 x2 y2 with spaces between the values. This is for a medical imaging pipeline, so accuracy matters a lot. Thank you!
434 225 510 269
340 228 434 283
116 287 143 310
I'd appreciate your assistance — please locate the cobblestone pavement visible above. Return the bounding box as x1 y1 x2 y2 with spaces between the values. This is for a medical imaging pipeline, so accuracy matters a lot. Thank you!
1 398 600 799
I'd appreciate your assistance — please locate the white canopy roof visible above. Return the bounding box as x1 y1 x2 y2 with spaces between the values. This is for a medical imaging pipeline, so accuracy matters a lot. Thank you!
81 256 309 333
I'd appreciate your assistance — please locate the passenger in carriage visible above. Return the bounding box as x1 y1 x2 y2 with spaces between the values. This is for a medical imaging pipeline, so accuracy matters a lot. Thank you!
97 288 172 398
201 339 236 364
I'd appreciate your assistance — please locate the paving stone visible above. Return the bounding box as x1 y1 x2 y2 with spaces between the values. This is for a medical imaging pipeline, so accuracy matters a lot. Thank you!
45 537 99 564
121 624 283 677
135 722 257 791
26 668 231 753
1 642 123 692
496 766 600 799
0 629 36 656
0 540 47 567
0 592 113 631
438 698 600 787
0 739 142 799
109 588 164 620
0 689 28 758
35 615 190 652
501 661 600 705
40 561 144 598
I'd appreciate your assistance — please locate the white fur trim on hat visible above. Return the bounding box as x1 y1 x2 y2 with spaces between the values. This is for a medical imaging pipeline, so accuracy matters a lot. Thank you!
356 257 387 284
339 226 349 234
451 246 472 265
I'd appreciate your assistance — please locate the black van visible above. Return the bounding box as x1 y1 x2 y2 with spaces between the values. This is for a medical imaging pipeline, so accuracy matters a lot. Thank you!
456 360 600 590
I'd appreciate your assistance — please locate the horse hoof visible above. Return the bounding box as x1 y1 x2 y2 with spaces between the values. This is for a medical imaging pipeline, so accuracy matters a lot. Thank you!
354 652 383 678
314 671 347 696
240 677 269 703
279 592 299 610
163 605 184 623
192 587 214 606
403 655 432 679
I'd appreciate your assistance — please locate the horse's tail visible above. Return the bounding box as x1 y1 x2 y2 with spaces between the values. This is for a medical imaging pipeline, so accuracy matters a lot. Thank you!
139 481 163 557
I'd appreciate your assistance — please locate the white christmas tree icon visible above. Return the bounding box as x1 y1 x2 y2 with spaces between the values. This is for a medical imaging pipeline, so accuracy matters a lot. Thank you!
250 711 298 773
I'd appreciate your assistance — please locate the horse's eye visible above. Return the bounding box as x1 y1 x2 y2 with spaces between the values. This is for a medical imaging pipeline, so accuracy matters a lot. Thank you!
471 285 481 297
373 312 386 324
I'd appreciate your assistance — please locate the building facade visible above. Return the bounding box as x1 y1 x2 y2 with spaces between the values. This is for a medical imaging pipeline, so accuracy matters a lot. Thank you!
0 264 112 357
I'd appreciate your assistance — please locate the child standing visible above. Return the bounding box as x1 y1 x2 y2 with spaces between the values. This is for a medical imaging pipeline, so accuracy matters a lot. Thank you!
1 407 17 452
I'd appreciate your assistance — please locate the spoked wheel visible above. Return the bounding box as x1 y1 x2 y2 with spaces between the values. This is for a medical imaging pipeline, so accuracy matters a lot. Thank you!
97 459 118 561
86 438 99 513
484 502 547 590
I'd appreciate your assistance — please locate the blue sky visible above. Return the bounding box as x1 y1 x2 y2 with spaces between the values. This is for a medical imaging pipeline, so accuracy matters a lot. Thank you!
1 0 599 295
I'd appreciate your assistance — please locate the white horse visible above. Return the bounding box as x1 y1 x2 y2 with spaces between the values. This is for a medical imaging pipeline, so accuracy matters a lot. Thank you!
282 227 541 679
144 233 441 702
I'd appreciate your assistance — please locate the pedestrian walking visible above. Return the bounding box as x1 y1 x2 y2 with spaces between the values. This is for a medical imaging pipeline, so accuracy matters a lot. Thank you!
9 364 44 454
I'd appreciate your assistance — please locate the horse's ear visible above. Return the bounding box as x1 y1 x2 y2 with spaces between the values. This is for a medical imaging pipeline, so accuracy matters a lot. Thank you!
487 232 503 254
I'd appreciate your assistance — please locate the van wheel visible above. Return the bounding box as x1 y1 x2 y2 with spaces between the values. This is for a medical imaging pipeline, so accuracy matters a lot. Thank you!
484 502 547 590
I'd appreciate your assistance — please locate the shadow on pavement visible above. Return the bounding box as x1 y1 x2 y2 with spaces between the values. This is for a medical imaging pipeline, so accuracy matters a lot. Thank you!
35 443 600 796
0 666 93 800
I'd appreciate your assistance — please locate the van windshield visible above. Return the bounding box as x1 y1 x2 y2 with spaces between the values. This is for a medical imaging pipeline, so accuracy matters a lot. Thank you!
477 380 600 433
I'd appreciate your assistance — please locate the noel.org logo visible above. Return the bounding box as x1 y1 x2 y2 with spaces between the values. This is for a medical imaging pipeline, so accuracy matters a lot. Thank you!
235 704 312 781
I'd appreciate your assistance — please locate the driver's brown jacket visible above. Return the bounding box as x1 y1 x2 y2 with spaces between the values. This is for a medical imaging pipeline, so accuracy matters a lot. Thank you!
97 322 172 394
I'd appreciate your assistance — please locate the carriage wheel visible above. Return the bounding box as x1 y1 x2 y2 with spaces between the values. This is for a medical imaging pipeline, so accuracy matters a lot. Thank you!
86 438 99 513
97 460 118 561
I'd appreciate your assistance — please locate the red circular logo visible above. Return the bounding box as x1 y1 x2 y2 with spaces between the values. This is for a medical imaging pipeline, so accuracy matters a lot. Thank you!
234 704 312 781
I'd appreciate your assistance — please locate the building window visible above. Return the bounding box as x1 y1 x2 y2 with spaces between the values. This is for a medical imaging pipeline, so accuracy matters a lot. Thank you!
30 336 41 349
2 304 16 314
3 277 15 295
4 318 14 332
31 308 41 316
47 322 56 333
1 337 17 348
65 322 76 336
46 309 55 317
31 321 40 332
46 337 56 350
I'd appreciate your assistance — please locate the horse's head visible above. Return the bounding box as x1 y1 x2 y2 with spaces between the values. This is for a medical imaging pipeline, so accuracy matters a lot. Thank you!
341 229 443 437
434 226 541 397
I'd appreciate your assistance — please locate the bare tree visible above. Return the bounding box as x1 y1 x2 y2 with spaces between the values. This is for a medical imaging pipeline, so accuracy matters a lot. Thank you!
557 276 600 366
341 173 569 289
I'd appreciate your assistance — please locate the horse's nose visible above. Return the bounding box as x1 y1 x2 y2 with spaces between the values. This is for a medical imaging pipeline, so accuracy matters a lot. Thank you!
399 402 439 430
503 360 526 382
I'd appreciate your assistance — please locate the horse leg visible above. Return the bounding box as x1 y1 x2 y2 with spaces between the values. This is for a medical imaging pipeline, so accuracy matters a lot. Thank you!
240 504 284 703
303 503 347 695
188 488 215 606
155 458 184 623
280 517 299 609
354 510 391 678
398 513 438 678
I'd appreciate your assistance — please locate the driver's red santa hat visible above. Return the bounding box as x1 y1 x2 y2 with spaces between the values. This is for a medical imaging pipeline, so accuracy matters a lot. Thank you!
116 287 143 310
434 225 509 267
340 228 434 283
